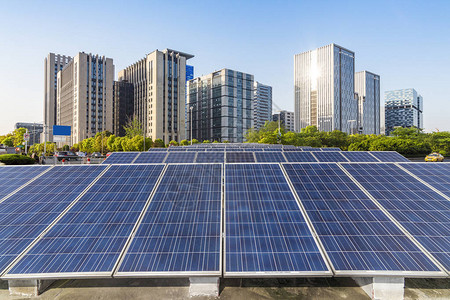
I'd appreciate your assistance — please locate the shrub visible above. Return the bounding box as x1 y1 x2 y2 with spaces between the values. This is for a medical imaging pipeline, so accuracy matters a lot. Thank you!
0 154 35 165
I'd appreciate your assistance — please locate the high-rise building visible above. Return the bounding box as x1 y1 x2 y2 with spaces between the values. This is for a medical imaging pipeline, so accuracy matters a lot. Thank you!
355 71 381 134
43 53 71 141
113 80 134 137
14 122 43 145
187 69 254 142
118 49 193 143
253 82 272 130
385 88 423 135
57 52 114 145
272 110 295 132
294 43 356 133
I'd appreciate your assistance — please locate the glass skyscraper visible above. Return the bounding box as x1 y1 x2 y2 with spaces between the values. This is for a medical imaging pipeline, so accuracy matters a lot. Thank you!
253 82 273 130
355 71 381 134
385 88 423 135
294 44 356 133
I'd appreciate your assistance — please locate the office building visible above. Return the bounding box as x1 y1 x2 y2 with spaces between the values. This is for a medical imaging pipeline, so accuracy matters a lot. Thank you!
185 65 194 137
253 82 272 129
294 43 356 133
57 52 114 145
273 110 295 132
187 69 254 142
355 71 381 134
118 49 193 143
43 53 71 141
385 88 423 135
113 80 134 137
14 122 43 145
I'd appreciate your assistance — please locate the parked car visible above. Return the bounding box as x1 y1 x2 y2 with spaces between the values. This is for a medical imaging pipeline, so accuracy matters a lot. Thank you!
425 152 444 162
90 152 103 158
76 152 87 157
54 151 80 161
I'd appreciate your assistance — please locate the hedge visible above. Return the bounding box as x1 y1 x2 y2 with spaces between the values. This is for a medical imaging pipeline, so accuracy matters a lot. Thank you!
0 154 35 165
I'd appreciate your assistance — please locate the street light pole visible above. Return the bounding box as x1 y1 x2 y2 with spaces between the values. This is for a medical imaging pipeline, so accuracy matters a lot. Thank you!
190 106 193 145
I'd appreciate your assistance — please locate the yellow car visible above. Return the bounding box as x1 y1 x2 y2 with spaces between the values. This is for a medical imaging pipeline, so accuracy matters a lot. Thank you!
425 153 444 162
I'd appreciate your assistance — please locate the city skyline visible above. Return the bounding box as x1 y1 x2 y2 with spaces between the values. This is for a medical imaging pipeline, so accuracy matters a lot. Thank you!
0 0 449 134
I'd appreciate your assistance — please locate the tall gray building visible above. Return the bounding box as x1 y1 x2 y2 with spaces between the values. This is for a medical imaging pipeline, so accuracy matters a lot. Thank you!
14 122 43 145
253 82 272 130
273 110 295 132
113 80 134 137
355 71 381 134
57 52 114 145
187 69 254 142
294 43 356 133
43 53 71 141
385 88 423 135
119 49 193 143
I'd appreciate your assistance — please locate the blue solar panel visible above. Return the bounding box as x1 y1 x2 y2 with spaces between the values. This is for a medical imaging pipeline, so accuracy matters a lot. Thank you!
400 163 450 197
0 165 106 275
254 152 286 162
341 151 379 162
342 163 450 272
284 163 441 274
283 152 317 162
226 152 255 163
147 148 168 152
7 165 164 276
117 164 222 275
133 152 167 164
206 148 225 152
103 152 139 164
0 166 50 201
164 152 196 163
195 152 224 163
225 164 330 275
313 151 348 162
282 148 304 151
321 148 342 151
369 151 409 162
301 148 322 151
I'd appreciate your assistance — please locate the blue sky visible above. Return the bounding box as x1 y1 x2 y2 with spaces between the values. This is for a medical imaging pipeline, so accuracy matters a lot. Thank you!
0 0 449 133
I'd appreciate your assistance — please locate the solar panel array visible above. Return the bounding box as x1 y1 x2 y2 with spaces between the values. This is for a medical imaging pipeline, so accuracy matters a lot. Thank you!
225 164 330 275
342 163 450 272
7 164 164 277
1 148 448 281
117 164 222 275
284 163 440 275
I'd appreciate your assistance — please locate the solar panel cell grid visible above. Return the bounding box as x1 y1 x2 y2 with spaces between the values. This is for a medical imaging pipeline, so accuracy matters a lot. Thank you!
254 152 286 163
117 164 222 274
342 163 450 272
164 152 196 163
225 164 329 274
103 153 139 164
226 152 255 163
283 152 318 162
195 152 224 163
0 165 106 274
283 163 441 273
369 151 409 162
400 163 450 197
341 152 380 162
313 151 348 162
7 165 164 276
133 152 167 164
0 166 50 201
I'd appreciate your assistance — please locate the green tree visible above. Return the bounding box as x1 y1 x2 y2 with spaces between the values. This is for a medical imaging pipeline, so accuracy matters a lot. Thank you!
153 139 165 148
13 128 27 146
1 137 13 147
169 140 179 147
180 139 189 146
191 139 199 144
123 116 143 138
202 140 211 143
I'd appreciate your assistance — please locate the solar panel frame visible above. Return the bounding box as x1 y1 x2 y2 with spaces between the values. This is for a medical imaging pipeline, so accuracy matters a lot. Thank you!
320 148 342 151
164 152 197 163
224 163 332 277
341 162 450 274
195 152 225 163
283 151 318 162
4 164 165 279
115 163 223 277
282 162 445 277
0 165 108 277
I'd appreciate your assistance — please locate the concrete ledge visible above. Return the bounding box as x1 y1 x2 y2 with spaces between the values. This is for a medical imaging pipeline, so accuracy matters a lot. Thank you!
8 279 54 297
353 277 404 300
189 277 219 297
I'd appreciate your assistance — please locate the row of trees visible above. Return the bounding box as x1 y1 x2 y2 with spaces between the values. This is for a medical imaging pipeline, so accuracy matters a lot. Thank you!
246 122 450 156
0 128 27 147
